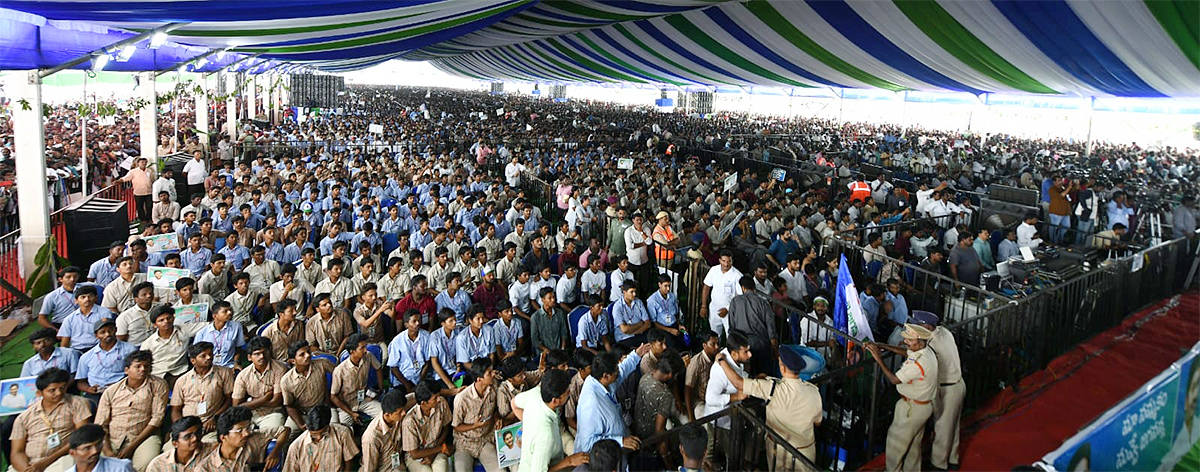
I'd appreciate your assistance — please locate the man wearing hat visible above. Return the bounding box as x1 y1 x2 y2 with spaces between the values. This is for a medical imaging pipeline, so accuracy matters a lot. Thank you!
651 211 679 266
866 323 939 472
911 311 964 471
714 344 823 469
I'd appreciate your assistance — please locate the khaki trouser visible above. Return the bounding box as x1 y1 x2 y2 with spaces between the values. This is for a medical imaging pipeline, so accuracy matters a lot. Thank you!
7 455 74 472
886 398 933 472
406 452 449 472
932 381 965 469
335 399 383 425
110 435 163 472
453 444 501 472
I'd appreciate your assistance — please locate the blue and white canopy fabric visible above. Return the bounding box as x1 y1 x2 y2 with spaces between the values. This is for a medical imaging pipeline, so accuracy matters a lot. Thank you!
2 0 1197 97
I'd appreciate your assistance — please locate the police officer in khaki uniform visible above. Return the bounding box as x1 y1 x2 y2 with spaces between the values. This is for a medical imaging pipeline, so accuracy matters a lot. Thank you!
715 345 823 470
866 323 938 472
912 311 964 470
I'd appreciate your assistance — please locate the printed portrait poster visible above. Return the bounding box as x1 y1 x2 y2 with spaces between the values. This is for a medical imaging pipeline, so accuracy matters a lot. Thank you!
495 422 523 468
0 376 37 416
144 233 181 253
148 266 189 289
173 303 210 325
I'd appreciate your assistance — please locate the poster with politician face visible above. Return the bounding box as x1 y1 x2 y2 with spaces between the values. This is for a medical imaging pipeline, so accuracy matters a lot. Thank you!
0 376 37 416
495 422 523 468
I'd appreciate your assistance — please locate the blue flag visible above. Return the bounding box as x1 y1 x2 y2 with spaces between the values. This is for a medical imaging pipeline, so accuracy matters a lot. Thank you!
832 254 875 345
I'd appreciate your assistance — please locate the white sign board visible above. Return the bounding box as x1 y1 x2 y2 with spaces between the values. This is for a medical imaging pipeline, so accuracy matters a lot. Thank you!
724 173 738 192
368 123 384 134
617 158 634 170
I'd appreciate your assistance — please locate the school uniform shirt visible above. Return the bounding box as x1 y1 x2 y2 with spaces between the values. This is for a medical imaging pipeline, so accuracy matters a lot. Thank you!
305 311 355 354
646 290 680 327
277 360 333 413
12 395 92 464
39 284 81 324
66 456 135 472
455 326 495 364
145 443 214 472
88 257 120 289
58 306 116 352
141 324 203 377
575 312 611 349
261 319 306 361
434 289 472 325
427 327 459 375
361 415 406 472
282 423 358 472
95 375 169 449
295 261 326 289
76 340 137 388
487 318 523 354
452 383 498 458
401 396 451 453
21 347 81 377
314 276 356 308
233 359 290 418
387 330 431 384
197 269 231 301
115 304 155 346
193 321 247 368
611 298 650 343
171 366 235 423
494 257 519 286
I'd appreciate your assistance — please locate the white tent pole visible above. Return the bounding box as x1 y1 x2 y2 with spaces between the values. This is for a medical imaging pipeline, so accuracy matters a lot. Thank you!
7 71 52 278
80 73 89 195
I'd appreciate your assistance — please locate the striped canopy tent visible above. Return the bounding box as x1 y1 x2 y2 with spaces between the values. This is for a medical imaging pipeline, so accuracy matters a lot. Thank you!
2 0 1197 97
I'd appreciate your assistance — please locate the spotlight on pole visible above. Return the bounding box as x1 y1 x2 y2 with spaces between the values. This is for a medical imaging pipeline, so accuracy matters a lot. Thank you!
117 45 136 62
91 52 111 71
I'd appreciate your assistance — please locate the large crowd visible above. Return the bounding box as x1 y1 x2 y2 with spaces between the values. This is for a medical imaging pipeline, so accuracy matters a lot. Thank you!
3 85 1198 472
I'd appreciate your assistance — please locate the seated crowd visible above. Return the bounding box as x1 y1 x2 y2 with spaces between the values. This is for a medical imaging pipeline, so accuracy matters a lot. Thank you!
7 85 1198 472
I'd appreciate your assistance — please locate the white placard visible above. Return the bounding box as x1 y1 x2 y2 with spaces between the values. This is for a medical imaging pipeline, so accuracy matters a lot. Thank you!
617 158 634 170
724 173 738 192
368 123 384 134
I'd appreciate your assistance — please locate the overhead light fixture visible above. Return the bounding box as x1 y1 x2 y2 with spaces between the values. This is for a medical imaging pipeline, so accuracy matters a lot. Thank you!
150 32 168 49
92 52 111 71
195 57 209 69
117 45 136 62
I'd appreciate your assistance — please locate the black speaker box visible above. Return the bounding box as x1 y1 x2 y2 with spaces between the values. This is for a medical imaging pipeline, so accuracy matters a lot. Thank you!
63 197 129 268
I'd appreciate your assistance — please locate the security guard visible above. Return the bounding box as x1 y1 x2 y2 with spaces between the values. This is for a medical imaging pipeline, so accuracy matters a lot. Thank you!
866 323 939 472
848 179 872 203
912 311 964 470
715 345 823 470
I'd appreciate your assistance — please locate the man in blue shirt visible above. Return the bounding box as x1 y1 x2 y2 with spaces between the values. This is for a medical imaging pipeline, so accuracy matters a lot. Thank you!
884 279 909 331
434 272 472 326
75 319 137 399
22 327 81 376
88 243 125 287
859 284 886 339
66 424 136 472
218 234 251 272
766 229 799 270
57 285 115 353
192 301 246 368
39 266 84 328
179 233 213 277
645 275 685 350
1106 191 1136 230
575 345 651 454
611 281 651 348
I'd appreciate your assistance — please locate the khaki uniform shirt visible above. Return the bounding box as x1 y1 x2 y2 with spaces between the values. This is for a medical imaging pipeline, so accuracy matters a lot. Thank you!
401 396 451 452
685 350 714 408
305 310 355 354
930 327 962 384
330 356 381 407
194 429 275 472
282 424 358 472
375 272 406 303
171 366 236 422
95 376 169 448
277 360 333 411
102 274 146 313
563 372 587 423
116 305 155 346
233 360 290 418
896 347 939 402
361 416 406 472
12 395 92 463
261 319 306 361
744 377 822 460
314 276 355 307
496 380 523 421
452 384 497 457
145 443 215 472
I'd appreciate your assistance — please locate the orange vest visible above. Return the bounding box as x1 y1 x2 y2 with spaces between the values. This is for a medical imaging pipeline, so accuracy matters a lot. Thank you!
653 225 676 261
850 181 871 202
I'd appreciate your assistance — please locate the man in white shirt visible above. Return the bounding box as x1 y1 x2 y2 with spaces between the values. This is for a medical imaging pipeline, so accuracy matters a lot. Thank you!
700 250 743 338
182 150 207 202
623 213 653 295
153 169 177 203
1017 213 1043 249
705 332 751 431
504 156 525 188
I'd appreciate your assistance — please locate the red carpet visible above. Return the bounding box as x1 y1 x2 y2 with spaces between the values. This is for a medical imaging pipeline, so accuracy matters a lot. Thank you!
859 292 1200 471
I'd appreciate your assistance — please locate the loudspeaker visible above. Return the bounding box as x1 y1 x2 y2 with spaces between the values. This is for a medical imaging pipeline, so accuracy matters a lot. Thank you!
64 197 129 268
988 184 1040 207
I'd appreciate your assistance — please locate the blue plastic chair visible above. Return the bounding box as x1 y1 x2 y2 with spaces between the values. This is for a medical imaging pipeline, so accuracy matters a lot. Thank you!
338 348 382 390
382 233 399 257
214 237 226 252
256 320 273 337
312 353 338 390
549 253 561 274
566 305 589 341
